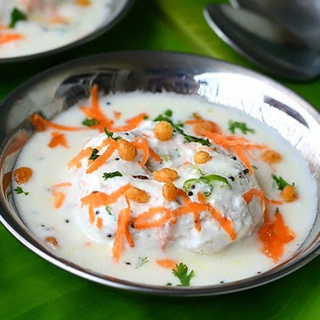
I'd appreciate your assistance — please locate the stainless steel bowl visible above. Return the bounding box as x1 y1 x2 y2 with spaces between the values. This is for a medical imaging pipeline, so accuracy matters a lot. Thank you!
1 51 320 296
0 0 133 64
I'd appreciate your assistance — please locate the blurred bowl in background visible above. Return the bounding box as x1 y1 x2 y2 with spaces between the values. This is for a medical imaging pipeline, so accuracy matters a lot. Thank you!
0 0 134 65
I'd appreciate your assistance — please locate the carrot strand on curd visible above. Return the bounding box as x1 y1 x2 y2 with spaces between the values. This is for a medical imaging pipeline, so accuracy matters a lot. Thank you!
112 197 133 261
51 182 72 209
259 210 295 262
156 259 177 269
86 138 117 173
48 132 69 148
30 113 84 132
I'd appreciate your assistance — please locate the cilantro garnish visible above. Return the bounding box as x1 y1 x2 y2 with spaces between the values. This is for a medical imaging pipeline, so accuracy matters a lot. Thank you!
82 118 99 127
9 8 27 28
172 263 195 287
183 135 211 146
228 120 255 135
272 174 294 191
14 186 29 196
164 109 173 117
102 171 123 181
154 111 210 146
89 148 99 160
104 128 122 141
135 256 149 269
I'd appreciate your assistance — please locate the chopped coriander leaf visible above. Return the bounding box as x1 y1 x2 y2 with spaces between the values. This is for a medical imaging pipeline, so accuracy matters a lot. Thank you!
104 128 122 141
135 256 149 269
153 114 172 123
104 128 114 138
102 171 123 180
89 148 99 160
105 206 113 216
14 186 29 196
174 124 184 134
82 118 99 127
9 8 27 28
172 263 195 286
272 174 294 191
164 109 173 117
176 121 184 127
183 135 211 146
228 120 255 135
143 115 149 120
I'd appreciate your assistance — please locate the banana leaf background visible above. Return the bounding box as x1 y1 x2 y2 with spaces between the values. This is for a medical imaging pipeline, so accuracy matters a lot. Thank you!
1 0 320 319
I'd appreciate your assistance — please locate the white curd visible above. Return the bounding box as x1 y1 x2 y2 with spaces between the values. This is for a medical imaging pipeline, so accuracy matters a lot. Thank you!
12 90 317 286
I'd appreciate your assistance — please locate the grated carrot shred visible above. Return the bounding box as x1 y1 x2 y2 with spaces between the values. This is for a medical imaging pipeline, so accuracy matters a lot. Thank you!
184 119 222 134
79 85 113 132
86 138 117 173
156 259 177 269
75 0 91 6
197 192 207 204
112 197 133 261
88 206 95 224
149 147 162 162
133 207 171 229
242 188 281 207
0 26 24 44
30 113 84 132
96 217 103 229
51 182 72 208
131 137 149 167
259 211 295 261
114 111 121 119
48 131 69 148
68 147 92 169
110 113 148 132
81 183 131 208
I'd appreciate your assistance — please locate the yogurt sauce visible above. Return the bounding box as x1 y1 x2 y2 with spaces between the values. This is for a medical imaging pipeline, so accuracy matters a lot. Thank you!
12 91 317 286
0 0 114 58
